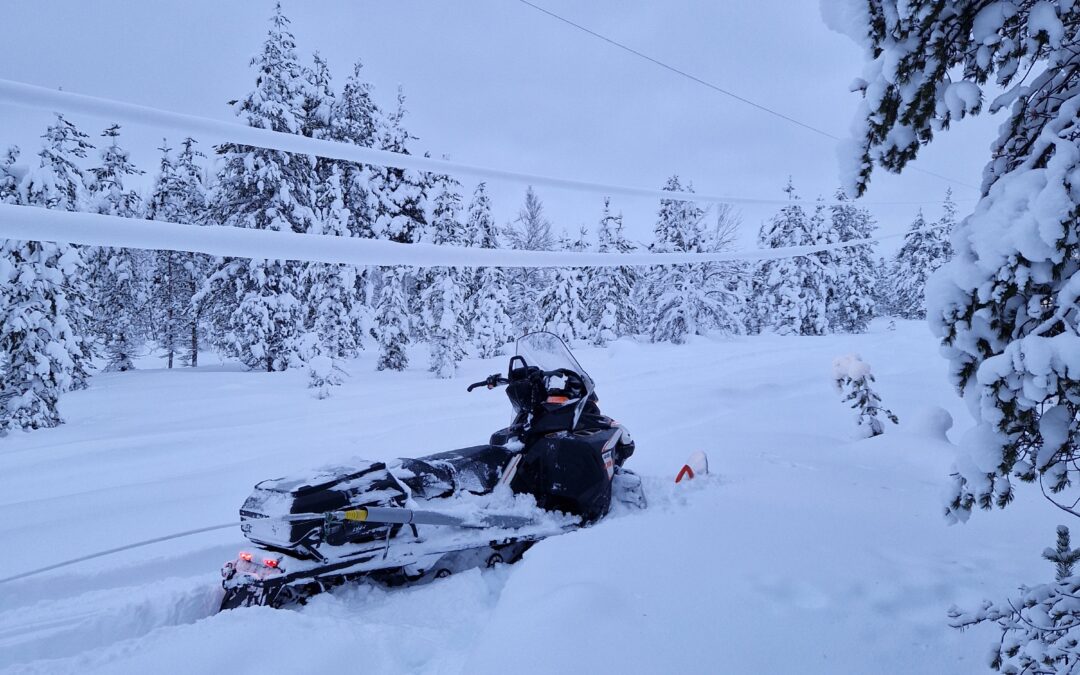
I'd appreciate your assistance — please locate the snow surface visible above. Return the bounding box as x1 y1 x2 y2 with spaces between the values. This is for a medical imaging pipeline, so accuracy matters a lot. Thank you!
0 321 1063 673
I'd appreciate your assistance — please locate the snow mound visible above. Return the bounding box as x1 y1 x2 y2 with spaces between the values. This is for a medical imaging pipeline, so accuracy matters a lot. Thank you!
905 405 954 442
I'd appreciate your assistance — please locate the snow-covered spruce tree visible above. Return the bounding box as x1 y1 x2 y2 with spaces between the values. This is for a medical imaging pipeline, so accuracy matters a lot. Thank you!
299 55 362 362
370 90 431 339
872 255 895 318
0 146 85 432
539 235 588 345
641 177 743 343
374 265 410 371
206 3 314 372
147 138 209 368
891 207 952 320
146 141 185 367
464 183 513 357
331 60 379 238
0 146 19 203
505 186 555 335
949 526 1080 672
752 180 829 336
330 59 381 336
827 190 877 332
299 332 343 399
832 354 898 438
420 173 468 377
0 237 88 433
176 139 210 366
87 124 147 372
589 198 637 346
370 87 428 245
424 271 468 378
837 3 1080 670
305 167 362 360
20 114 95 390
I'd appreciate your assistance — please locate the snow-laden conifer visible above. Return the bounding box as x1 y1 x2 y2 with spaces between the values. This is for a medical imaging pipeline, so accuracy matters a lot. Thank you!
589 198 638 345
0 238 87 432
827 190 877 332
206 2 314 372
19 114 95 390
643 177 743 343
424 272 468 378
370 88 428 245
299 58 363 363
539 265 587 345
0 145 87 431
832 354 898 438
147 138 210 368
505 186 554 334
753 180 829 336
329 59 381 335
374 265 410 371
465 183 513 357
87 124 146 372
0 146 20 203
421 173 468 377
891 204 952 320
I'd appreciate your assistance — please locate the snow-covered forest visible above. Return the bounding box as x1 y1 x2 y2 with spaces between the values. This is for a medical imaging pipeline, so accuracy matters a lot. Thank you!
0 5 958 433
3 1 1078 673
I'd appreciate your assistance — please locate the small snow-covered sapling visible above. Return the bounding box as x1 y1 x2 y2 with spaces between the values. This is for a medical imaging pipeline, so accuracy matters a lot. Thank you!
832 354 898 438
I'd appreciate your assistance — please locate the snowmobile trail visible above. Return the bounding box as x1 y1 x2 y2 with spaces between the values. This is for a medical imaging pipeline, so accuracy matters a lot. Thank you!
0 574 221 669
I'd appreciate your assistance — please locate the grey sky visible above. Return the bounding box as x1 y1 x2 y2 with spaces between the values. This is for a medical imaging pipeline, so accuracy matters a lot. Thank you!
0 1 1000 249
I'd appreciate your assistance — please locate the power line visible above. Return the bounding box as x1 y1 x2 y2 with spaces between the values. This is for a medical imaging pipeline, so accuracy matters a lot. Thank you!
0 78 960 207
0 202 917 270
515 0 980 192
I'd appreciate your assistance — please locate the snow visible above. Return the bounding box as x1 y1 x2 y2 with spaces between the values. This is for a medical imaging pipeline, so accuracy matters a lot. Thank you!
944 82 982 118
0 321 1064 673
1028 2 1065 47
906 405 954 442
832 352 871 380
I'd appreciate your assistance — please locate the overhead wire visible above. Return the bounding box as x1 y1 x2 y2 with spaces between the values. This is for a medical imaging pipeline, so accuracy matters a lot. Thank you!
514 0 980 192
0 78 964 207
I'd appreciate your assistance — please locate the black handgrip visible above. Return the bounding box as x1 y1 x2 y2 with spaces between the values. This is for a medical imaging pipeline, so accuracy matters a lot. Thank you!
467 374 506 392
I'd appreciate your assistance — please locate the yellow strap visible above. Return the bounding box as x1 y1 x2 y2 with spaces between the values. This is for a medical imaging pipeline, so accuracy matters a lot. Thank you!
343 509 368 522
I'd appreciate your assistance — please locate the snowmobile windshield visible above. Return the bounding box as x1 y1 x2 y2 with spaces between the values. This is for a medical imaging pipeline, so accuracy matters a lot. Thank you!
514 333 595 428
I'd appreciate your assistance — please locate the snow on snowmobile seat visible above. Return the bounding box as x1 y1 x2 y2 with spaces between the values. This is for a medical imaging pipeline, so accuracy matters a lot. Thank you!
240 460 406 554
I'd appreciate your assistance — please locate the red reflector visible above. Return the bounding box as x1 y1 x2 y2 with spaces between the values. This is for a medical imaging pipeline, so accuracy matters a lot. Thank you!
239 551 253 562
675 465 695 483
263 558 278 568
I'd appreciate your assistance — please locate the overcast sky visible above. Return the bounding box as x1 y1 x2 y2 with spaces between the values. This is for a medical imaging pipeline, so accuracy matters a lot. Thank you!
0 1 1002 250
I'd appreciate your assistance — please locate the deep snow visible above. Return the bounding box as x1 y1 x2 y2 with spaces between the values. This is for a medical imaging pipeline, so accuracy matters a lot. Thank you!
0 321 1063 673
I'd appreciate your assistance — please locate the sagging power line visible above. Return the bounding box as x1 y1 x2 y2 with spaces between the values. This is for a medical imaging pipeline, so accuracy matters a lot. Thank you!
0 201 926 269
0 78 966 207
515 0 979 192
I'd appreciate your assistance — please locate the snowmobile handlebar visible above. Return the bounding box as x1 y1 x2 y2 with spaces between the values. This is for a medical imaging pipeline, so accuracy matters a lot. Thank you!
467 368 570 392
467 374 509 392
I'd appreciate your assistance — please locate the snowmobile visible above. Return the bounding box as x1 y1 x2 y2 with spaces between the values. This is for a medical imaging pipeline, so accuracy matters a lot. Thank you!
219 332 644 610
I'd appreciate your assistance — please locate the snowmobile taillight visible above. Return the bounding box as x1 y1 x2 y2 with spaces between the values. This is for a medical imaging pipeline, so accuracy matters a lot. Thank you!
239 551 253 562
263 558 279 568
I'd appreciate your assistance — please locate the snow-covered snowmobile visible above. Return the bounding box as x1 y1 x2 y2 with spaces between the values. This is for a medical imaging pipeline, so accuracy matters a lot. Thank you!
220 332 643 610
